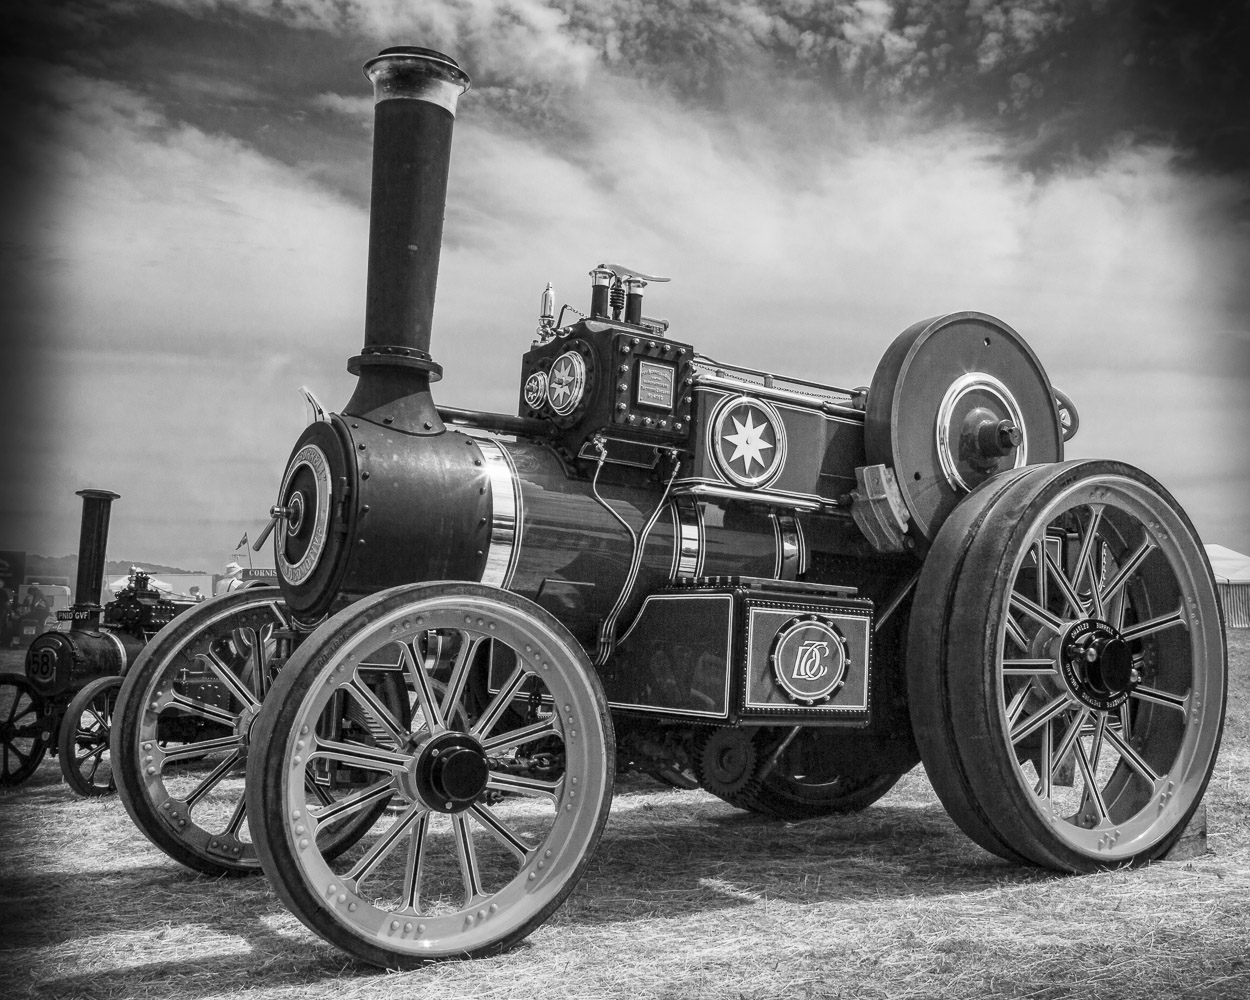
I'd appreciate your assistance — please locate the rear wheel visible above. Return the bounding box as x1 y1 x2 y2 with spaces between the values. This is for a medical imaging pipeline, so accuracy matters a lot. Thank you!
0 676 48 787
909 460 1226 870
247 582 615 966
112 589 395 874
59 675 122 796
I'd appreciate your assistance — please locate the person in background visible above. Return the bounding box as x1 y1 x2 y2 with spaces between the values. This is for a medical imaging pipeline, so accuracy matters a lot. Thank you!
189 585 205 602
215 562 244 596
0 584 13 644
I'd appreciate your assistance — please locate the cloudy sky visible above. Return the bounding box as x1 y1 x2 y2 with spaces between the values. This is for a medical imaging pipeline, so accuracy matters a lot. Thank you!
1 0 1247 574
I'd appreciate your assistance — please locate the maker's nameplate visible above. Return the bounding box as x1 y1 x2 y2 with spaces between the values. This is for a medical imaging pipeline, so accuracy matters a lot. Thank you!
636 360 676 409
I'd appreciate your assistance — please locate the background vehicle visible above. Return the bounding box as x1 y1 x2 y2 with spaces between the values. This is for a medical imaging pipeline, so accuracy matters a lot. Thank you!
1 491 193 795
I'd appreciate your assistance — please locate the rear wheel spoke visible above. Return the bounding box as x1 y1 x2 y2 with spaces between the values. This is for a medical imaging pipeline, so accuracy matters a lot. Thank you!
1131 685 1188 713
1104 727 1162 787
1121 608 1187 643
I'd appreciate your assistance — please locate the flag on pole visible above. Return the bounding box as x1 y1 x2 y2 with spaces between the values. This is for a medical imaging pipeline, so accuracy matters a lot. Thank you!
236 532 249 550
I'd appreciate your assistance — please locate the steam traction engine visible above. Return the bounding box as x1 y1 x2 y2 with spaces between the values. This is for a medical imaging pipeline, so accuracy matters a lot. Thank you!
111 47 1226 966
1 490 190 795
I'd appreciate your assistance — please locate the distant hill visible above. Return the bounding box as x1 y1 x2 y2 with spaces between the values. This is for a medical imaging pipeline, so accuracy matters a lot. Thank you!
25 553 207 586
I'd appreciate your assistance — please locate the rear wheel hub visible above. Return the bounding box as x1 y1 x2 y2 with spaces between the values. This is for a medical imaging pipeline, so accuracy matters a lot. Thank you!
1060 619 1134 711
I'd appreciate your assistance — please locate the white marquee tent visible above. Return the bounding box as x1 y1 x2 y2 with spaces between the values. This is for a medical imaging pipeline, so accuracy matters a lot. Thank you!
1205 544 1250 629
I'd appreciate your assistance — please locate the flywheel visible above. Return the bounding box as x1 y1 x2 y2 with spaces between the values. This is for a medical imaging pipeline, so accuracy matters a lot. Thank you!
865 312 1063 546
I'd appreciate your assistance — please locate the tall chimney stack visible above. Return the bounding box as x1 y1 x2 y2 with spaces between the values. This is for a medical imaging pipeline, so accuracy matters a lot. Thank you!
343 46 471 434
73 488 120 620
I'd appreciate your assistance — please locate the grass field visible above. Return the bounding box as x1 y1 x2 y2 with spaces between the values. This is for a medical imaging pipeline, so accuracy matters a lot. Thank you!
1 634 1247 1000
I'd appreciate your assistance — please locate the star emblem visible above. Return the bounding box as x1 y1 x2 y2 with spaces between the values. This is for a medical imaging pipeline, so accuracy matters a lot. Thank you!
711 396 786 488
545 350 586 416
549 359 574 406
723 410 774 474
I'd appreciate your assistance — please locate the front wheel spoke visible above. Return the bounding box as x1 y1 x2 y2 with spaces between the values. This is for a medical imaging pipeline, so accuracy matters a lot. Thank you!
86 705 111 730
194 651 260 710
1101 539 1156 609
344 676 408 749
163 692 238 729
304 775 335 806
312 737 410 775
344 804 423 888
470 802 536 862
1073 741 1110 825
485 771 562 804
452 813 486 903
160 734 242 764
1131 685 1189 714
1010 592 1065 634
1045 550 1089 619
400 641 447 733
1120 608 1188 643
402 812 431 912
481 717 559 754
1002 658 1059 677
183 749 243 808
472 667 529 740
1103 727 1162 786
308 776 396 830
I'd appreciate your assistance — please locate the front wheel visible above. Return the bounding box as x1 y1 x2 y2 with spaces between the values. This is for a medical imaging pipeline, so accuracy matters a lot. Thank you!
247 582 615 966
59 675 122 796
909 460 1226 871
0 675 49 787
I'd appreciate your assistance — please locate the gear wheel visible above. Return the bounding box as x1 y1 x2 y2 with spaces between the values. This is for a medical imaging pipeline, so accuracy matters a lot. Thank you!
694 727 759 798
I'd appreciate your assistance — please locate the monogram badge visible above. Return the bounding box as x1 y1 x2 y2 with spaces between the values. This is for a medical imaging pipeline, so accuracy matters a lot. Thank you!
771 617 848 704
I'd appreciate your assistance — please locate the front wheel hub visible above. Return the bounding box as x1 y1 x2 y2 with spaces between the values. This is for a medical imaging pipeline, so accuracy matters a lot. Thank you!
412 732 490 813
1060 619 1134 711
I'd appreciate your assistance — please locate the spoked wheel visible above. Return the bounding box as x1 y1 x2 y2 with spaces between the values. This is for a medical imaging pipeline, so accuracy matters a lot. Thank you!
909 460 1226 870
247 582 615 966
114 588 403 875
0 675 49 788
728 727 905 819
59 675 123 796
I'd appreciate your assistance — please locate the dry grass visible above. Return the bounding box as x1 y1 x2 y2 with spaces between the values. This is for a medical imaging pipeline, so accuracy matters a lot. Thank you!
2 634 1248 1000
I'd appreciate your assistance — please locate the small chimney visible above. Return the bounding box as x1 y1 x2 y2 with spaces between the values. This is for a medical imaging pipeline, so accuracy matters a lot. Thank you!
73 489 120 621
343 46 471 434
